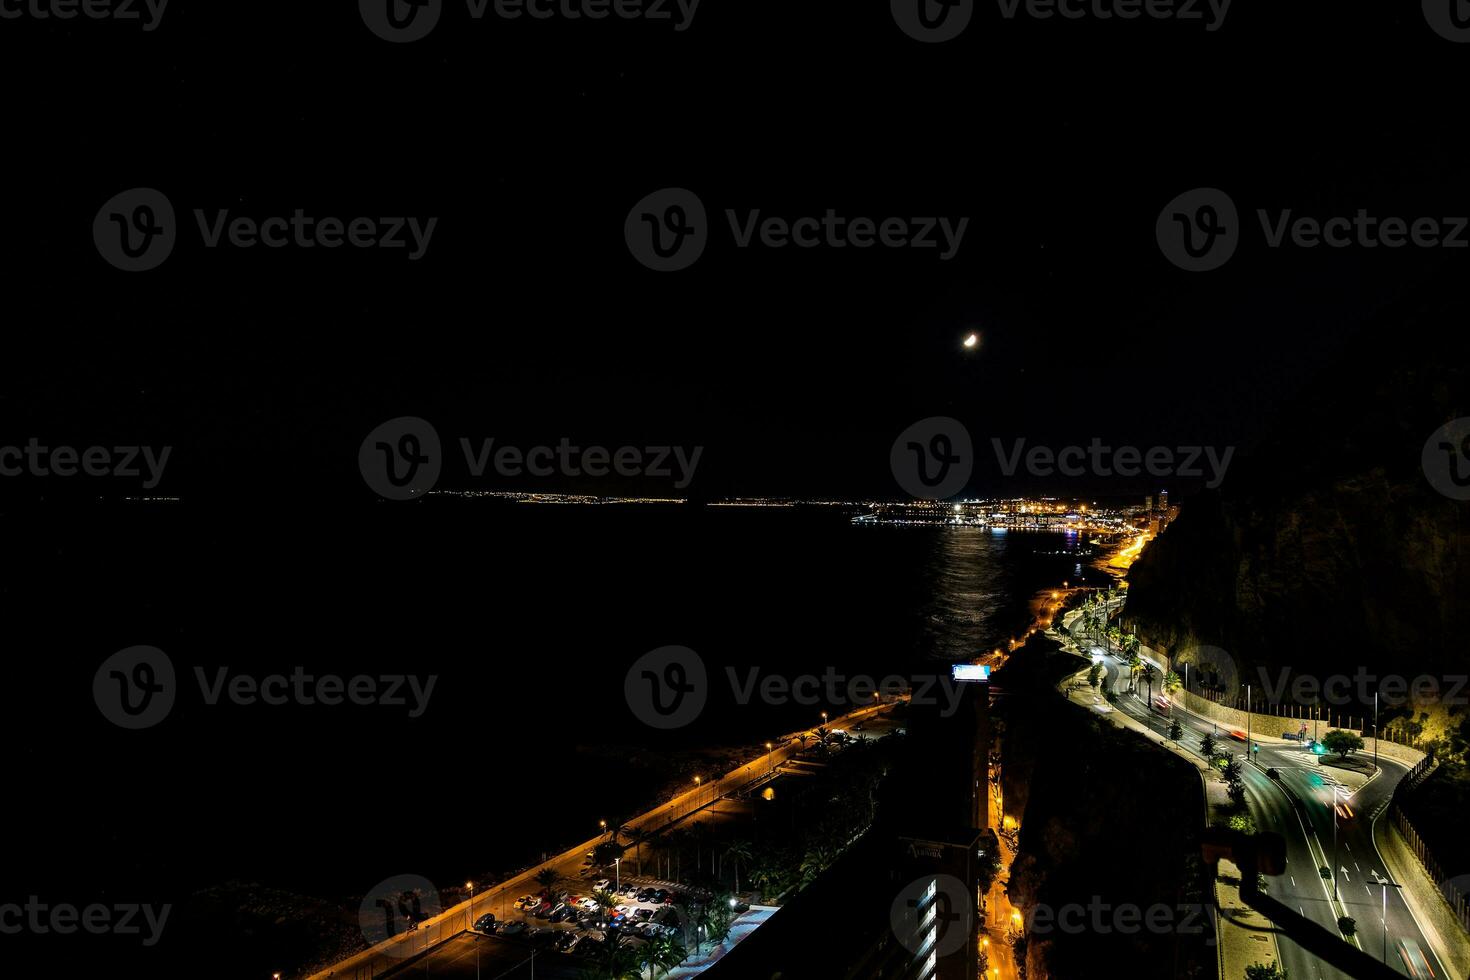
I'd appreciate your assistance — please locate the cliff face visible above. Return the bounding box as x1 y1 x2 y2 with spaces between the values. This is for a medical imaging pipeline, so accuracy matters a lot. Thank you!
1123 280 1470 683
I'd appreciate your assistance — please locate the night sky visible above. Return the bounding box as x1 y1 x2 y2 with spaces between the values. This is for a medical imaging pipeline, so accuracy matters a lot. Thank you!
3 2 1464 503
3 5 1468 976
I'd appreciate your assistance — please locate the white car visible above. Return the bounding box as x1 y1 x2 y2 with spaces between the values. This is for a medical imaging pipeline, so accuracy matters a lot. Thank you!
579 898 600 911
595 879 612 890
615 905 631 916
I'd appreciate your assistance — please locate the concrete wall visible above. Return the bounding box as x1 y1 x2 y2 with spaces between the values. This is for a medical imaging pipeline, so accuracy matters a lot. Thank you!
1174 690 1426 765
1379 817 1470 980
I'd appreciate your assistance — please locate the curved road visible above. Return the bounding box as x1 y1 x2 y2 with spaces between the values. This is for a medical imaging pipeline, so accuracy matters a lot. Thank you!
1085 642 1448 980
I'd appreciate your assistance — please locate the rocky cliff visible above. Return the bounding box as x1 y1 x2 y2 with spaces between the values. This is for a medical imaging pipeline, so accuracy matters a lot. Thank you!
1123 277 1470 687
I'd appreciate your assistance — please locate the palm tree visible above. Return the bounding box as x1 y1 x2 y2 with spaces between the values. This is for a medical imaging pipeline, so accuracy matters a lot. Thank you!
585 930 644 980
1139 663 1158 703
1124 650 1141 692
626 827 651 877
535 867 561 900
690 820 707 876
725 839 753 894
667 828 689 883
640 933 686 980
593 887 620 930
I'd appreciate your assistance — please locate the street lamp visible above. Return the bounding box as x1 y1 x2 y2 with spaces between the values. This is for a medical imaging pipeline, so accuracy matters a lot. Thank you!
614 857 620 893
1375 873 1403 964
466 881 479 980
600 819 607 836
765 742 774 774
821 711 828 725
1332 785 1343 901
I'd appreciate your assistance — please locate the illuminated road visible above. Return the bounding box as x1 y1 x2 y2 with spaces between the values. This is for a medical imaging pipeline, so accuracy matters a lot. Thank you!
1091 649 1448 980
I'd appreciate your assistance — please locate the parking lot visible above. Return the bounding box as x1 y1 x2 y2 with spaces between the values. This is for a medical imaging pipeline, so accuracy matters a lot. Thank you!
476 875 724 962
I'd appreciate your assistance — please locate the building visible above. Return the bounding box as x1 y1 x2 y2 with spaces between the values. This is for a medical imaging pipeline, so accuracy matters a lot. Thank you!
705 672 990 980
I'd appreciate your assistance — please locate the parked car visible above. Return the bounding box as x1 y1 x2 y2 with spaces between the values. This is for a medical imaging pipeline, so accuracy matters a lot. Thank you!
514 895 536 910
556 932 580 952
474 913 497 933
595 878 612 890
1282 731 1301 740
500 920 528 937
651 889 669 903
636 888 656 902
549 905 574 923
634 907 654 921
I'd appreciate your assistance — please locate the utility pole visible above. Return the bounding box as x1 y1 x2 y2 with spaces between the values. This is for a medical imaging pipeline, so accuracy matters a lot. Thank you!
1364 690 1375 775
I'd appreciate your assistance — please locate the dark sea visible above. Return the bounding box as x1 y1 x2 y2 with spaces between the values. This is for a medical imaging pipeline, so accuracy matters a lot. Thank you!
14 501 1103 953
